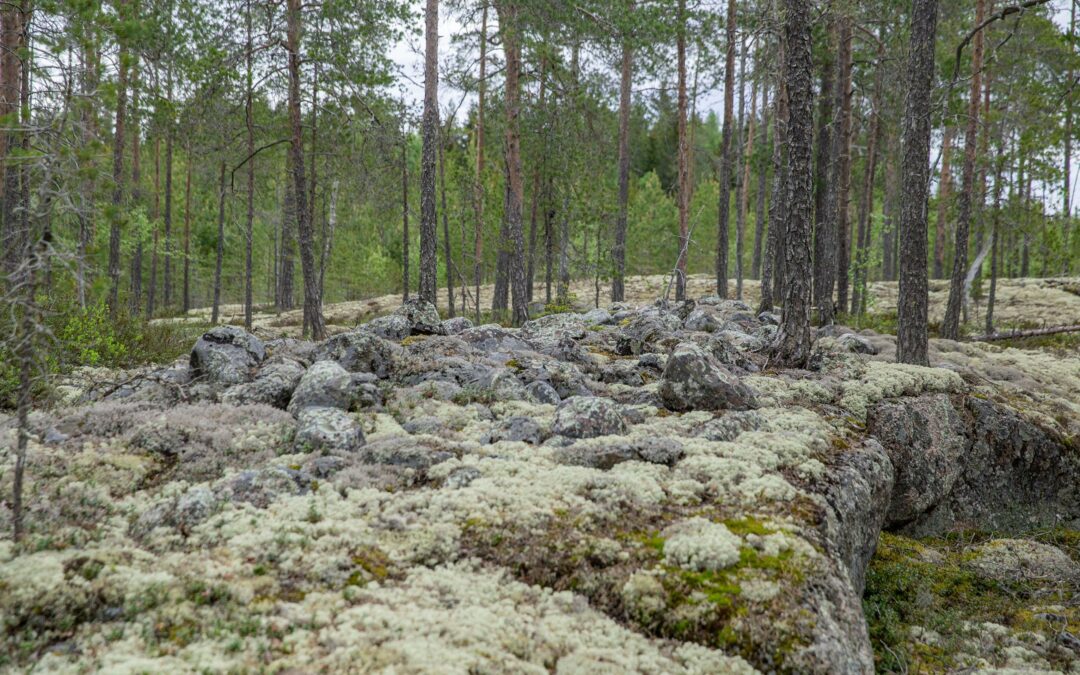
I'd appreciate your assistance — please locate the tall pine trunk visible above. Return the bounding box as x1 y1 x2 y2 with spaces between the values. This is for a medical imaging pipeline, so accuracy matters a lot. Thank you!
735 40 753 301
774 0 813 367
419 0 440 305
833 16 853 314
943 0 985 340
107 6 129 316
244 0 255 330
473 4 487 323
211 161 226 325
897 0 939 366
495 2 528 325
811 41 834 325
934 125 953 279
675 0 689 301
612 4 633 302
286 0 325 339
715 0 737 298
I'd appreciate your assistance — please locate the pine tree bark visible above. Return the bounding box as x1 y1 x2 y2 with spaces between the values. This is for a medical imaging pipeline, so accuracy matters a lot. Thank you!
715 0 737 299
419 0 440 305
107 5 129 316
494 1 528 325
774 0 813 367
286 0 325 339
527 56 548 303
751 85 769 280
851 34 884 318
473 4 487 323
675 0 689 301
934 125 953 279
811 40 835 325
0 3 22 274
279 154 297 311
897 0 939 366
612 2 634 302
244 0 255 330
735 40 753 301
833 16 854 315
439 115 455 316
163 0 175 310
760 46 788 314
401 115 410 302
212 160 226 325
183 142 192 312
943 0 985 340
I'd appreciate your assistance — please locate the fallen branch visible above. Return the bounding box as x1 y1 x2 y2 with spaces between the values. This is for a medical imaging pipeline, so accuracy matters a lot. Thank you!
970 325 1080 342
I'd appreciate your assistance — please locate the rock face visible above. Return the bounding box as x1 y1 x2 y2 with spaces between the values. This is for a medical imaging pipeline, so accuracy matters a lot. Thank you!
190 326 266 384
314 331 398 377
869 393 1080 535
659 342 758 412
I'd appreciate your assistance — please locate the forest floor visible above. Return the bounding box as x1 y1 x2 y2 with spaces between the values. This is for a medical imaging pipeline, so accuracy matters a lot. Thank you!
4 276 1080 673
166 275 1080 340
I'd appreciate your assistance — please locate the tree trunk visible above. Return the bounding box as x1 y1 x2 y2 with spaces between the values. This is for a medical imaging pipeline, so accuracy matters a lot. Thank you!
401 114 410 302
494 2 528 325
934 125 953 279
212 160 226 325
130 60 143 316
439 115 455 317
244 0 255 330
107 13 129 317
735 39 753 301
527 56 548 303
612 5 633 302
0 3 22 274
419 0 440 305
897 0 939 366
812 37 835 324
1066 0 1076 274
833 16 854 315
715 0 737 299
183 142 192 313
851 35 884 318
318 180 339 299
752 85 769 280
279 154 297 311
473 4 487 323
774 0 814 367
760 47 788 315
286 0 325 339
675 0 689 301
163 0 175 310
943 0 986 340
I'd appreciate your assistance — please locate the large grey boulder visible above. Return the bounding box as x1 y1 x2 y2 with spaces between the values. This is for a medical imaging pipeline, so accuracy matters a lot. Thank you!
288 361 358 415
866 393 968 527
552 396 627 439
190 326 266 385
659 342 758 412
440 316 474 335
615 312 681 356
395 298 443 335
221 358 306 409
295 406 365 453
314 330 399 377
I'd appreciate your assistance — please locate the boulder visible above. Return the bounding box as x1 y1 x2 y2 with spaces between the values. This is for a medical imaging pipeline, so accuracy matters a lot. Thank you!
440 316 474 335
314 331 399 377
967 539 1079 584
190 326 266 385
683 309 721 333
288 361 359 415
866 394 968 527
659 342 758 412
552 396 627 439
221 358 306 409
394 298 444 335
837 333 878 355
295 406 365 453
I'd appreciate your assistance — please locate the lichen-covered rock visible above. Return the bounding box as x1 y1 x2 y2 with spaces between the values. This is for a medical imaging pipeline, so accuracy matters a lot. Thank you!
867 393 967 527
555 436 684 469
615 311 681 355
288 360 359 415
552 396 627 438
440 316 473 335
394 297 443 335
683 309 721 333
295 406 365 453
967 539 1079 584
221 357 306 409
218 465 312 508
314 330 399 377
458 324 534 354
363 312 412 340
660 342 758 412
526 380 561 405
190 326 266 384
838 333 878 355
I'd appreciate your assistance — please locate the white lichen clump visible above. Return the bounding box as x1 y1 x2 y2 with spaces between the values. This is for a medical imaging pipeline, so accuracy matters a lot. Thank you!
663 518 742 572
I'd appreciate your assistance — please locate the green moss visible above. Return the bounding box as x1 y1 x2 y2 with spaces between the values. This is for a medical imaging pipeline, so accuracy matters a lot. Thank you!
723 517 776 538
451 386 498 406
863 530 1080 673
